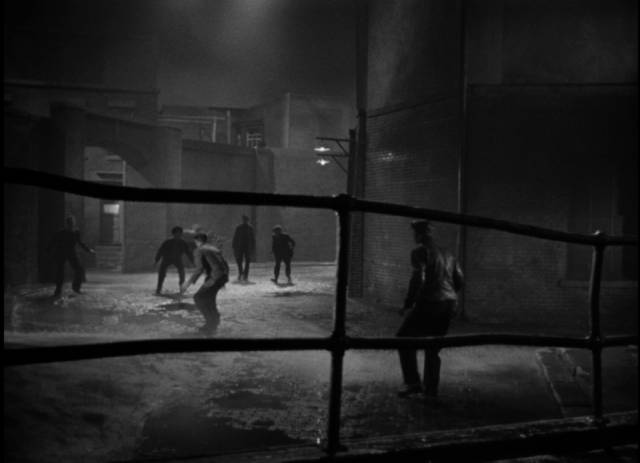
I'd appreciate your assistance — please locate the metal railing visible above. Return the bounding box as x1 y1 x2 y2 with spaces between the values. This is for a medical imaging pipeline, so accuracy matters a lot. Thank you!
4 167 638 459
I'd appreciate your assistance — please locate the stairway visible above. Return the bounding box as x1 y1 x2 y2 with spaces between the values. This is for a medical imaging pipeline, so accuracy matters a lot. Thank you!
95 244 123 271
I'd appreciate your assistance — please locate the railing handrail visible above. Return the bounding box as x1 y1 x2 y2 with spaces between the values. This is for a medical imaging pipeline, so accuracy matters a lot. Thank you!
4 166 638 458
4 167 637 246
5 334 638 367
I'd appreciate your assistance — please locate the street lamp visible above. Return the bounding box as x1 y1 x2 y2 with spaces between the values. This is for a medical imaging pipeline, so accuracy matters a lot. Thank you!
314 137 350 173
314 130 356 196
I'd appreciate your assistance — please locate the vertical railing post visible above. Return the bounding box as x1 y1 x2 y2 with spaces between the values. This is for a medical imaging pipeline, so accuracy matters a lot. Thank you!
326 194 351 455
588 231 606 425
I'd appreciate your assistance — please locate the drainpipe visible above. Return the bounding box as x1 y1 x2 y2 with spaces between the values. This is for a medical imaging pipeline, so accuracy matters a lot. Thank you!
457 0 469 320
283 92 291 148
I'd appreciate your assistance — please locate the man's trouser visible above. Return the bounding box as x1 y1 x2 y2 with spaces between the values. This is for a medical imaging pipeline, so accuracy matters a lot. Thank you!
193 275 227 331
397 300 455 396
54 253 84 295
274 254 292 280
157 260 185 292
234 249 251 280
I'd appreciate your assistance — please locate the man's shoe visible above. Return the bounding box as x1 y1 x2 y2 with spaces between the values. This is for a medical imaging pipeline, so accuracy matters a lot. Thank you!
397 384 423 398
270 278 278 284
72 288 83 294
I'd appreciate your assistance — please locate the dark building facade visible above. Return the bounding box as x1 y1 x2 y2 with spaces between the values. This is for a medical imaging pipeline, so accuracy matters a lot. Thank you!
356 0 638 333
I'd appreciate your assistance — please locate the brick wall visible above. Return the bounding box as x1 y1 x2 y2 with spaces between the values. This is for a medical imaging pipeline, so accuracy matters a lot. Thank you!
464 86 637 332
175 141 266 261
363 0 462 305
4 112 41 285
361 0 637 335
271 148 346 262
364 100 461 305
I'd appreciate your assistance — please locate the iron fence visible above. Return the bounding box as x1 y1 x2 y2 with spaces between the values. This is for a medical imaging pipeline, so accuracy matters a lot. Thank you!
3 167 638 460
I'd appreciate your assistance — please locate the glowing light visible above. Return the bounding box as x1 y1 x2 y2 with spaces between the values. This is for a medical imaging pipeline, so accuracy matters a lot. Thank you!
316 158 330 166
314 146 332 153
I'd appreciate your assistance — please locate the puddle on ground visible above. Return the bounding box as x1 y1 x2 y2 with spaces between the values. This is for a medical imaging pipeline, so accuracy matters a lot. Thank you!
156 302 197 312
137 403 304 458
270 291 314 297
208 390 287 410
4 294 198 334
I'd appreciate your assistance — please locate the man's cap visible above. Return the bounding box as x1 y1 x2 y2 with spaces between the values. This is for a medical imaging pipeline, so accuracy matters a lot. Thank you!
242 214 250 221
411 220 433 234
272 225 283 231
171 226 183 234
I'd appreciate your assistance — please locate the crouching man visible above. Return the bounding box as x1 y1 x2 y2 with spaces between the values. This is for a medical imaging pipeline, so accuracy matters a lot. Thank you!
180 233 229 335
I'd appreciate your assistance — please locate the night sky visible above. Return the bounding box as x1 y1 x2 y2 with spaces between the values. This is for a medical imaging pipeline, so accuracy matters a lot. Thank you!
4 0 357 107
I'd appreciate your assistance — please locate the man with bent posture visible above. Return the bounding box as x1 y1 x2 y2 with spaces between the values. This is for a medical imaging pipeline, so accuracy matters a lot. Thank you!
154 226 194 295
397 220 464 399
181 233 229 335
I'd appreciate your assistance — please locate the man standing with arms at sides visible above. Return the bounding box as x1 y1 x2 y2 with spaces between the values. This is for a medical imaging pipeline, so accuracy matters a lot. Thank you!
48 215 95 298
154 226 194 295
231 214 256 282
397 220 464 400
270 225 296 285
181 233 229 335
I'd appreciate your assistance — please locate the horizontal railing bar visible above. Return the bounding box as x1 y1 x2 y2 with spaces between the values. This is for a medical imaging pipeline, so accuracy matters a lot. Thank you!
348 197 638 246
347 335 593 349
8 333 634 366
3 167 337 210
3 338 332 366
5 168 637 246
600 335 639 347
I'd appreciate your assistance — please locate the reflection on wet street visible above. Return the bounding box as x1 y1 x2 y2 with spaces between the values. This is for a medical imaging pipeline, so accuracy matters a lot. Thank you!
5 266 636 462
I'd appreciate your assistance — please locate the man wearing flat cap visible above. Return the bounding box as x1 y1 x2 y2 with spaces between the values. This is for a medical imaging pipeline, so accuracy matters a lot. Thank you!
396 219 464 399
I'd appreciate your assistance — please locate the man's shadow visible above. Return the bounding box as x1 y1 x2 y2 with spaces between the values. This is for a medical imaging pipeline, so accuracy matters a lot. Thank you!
273 282 295 287
230 280 256 286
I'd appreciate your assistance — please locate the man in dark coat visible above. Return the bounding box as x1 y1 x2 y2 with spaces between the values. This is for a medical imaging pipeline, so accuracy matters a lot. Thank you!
231 215 256 282
48 216 95 297
181 233 229 335
397 220 464 399
270 225 296 285
154 226 194 295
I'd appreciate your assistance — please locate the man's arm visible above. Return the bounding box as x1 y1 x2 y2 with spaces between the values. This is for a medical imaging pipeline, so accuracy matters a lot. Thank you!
182 249 203 291
402 249 423 311
155 241 167 264
75 231 94 254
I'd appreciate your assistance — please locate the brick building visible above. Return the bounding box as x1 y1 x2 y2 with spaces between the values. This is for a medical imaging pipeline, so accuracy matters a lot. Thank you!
354 0 637 333
4 26 355 285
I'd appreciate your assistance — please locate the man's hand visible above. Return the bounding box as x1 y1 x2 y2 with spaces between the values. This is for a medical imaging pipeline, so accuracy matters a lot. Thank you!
89 248 96 254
